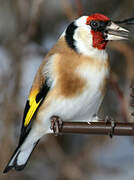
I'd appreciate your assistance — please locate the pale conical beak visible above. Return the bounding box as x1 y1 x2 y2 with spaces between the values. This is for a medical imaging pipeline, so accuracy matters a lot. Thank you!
105 22 129 40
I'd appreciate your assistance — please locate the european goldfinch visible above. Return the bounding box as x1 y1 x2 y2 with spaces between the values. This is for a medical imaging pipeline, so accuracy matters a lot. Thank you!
3 13 129 173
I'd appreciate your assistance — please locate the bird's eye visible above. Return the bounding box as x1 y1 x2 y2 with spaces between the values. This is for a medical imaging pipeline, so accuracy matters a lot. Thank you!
90 20 100 29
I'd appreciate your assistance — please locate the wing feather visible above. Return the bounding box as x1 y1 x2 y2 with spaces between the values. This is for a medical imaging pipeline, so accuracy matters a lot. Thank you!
19 77 50 145
24 89 42 127
18 50 58 145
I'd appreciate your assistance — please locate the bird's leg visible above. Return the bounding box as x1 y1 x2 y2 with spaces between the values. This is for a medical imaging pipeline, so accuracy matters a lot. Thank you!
105 116 116 138
50 116 63 136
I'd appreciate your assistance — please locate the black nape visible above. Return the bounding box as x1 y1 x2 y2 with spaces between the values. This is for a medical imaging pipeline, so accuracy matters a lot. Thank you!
65 22 77 51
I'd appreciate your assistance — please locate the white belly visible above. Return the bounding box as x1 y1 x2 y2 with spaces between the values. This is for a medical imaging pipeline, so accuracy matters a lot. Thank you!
54 87 103 122
47 64 109 122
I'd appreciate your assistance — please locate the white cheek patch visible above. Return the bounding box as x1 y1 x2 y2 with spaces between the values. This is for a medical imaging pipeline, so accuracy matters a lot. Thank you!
73 27 94 56
75 27 92 45
73 25 108 60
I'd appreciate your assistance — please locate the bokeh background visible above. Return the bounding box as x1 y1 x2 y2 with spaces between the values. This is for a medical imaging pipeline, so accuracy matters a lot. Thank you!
1 0 134 179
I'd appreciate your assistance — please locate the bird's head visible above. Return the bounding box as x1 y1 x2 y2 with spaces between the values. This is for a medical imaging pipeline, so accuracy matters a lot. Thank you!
65 13 129 55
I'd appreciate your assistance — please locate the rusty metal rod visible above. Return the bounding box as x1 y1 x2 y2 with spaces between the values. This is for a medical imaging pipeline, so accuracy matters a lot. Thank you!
59 122 134 136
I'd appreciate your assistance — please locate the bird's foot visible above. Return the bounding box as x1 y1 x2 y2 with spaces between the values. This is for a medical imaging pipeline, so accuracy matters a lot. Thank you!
50 116 63 136
105 116 116 138
87 114 99 124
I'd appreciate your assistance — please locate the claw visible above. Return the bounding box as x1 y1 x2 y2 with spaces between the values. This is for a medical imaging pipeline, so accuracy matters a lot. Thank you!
105 116 116 138
50 116 63 136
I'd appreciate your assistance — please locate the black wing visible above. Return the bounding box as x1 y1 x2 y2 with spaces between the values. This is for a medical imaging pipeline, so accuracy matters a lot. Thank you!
19 79 50 145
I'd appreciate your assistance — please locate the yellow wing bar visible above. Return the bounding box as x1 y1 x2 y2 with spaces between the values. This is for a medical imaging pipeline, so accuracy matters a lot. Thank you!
24 89 42 127
24 99 41 127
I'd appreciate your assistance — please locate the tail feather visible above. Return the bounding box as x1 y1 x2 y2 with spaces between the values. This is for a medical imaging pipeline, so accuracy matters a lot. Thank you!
3 140 39 173
3 146 20 173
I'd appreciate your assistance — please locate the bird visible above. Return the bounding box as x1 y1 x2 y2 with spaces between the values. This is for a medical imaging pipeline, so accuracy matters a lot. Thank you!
3 13 129 173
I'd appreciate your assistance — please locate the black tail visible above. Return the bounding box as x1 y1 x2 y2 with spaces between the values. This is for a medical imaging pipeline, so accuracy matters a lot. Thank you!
3 140 39 173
